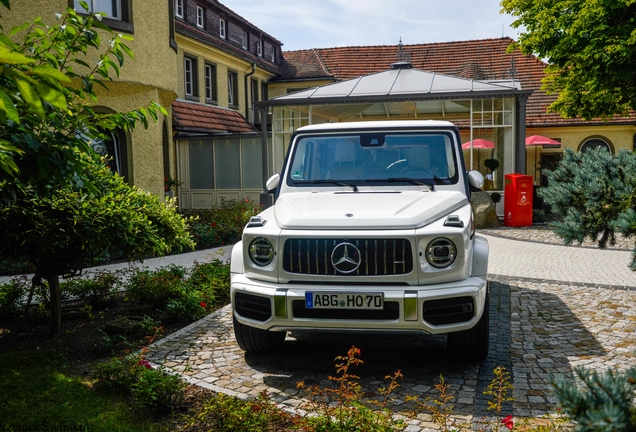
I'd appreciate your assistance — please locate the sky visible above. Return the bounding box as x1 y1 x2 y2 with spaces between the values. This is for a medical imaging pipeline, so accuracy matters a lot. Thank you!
223 0 521 51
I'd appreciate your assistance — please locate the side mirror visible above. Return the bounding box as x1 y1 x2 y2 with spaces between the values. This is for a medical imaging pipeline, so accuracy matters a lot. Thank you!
265 173 280 192
467 170 485 189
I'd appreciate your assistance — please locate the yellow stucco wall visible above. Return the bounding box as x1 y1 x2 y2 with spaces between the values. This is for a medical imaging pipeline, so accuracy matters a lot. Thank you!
175 34 277 118
525 125 636 181
3 0 179 196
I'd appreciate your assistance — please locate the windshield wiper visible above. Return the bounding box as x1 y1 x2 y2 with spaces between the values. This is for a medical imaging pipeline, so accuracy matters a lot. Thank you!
293 179 358 192
366 178 434 190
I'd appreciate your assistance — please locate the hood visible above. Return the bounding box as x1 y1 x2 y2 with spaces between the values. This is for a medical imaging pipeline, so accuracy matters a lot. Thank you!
274 190 468 230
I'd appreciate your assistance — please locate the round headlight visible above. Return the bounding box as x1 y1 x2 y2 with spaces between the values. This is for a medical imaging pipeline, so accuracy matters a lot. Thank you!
426 237 457 268
249 237 275 267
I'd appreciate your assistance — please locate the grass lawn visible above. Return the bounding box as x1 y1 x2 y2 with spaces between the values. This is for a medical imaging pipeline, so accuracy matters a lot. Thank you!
0 351 170 431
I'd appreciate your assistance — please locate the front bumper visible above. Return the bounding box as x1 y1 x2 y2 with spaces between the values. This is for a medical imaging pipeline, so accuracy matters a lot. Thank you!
231 274 488 334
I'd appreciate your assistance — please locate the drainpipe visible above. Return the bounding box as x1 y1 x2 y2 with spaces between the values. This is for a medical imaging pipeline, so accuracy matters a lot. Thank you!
244 63 256 121
259 105 271 209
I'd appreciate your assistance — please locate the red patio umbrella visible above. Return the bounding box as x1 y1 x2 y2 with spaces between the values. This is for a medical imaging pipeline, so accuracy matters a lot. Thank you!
525 135 561 146
462 139 495 170
461 138 495 149
526 135 561 183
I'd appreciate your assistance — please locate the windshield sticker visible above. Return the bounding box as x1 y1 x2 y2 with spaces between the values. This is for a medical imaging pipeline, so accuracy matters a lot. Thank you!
291 170 302 180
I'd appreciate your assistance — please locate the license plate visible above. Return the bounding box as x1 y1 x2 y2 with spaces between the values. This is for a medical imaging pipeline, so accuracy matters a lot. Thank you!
305 292 384 310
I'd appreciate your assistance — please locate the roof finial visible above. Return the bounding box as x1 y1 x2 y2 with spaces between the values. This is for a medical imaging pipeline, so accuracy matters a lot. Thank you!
396 37 411 63
392 38 412 69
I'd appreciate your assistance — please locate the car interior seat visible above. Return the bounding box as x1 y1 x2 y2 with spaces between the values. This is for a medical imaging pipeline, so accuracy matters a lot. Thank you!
400 145 435 179
325 144 364 179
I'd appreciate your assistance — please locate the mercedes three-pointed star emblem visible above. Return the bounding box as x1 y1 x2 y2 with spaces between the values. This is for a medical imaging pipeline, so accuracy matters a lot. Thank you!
331 242 362 274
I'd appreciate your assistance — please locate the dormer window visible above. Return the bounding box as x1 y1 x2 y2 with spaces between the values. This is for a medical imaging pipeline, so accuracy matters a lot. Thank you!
174 0 183 18
220 19 227 39
196 5 205 29
242 30 249 49
270 47 276 63
257 40 262 57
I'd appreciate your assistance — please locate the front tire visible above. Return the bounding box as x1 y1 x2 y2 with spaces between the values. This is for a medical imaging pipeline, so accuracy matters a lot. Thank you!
233 316 286 354
447 292 490 361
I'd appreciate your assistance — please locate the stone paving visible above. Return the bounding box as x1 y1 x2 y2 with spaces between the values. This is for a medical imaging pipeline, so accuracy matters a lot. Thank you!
143 227 636 431
481 224 633 250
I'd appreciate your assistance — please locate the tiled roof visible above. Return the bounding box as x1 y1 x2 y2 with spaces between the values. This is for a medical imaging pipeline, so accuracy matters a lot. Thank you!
278 49 333 81
281 39 636 127
172 100 257 135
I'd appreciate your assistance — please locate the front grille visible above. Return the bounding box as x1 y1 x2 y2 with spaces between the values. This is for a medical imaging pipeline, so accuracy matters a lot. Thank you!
423 296 474 325
234 292 272 322
292 300 400 320
283 238 413 276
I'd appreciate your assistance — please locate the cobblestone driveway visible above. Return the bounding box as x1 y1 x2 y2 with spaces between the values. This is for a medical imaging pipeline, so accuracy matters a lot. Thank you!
146 271 636 430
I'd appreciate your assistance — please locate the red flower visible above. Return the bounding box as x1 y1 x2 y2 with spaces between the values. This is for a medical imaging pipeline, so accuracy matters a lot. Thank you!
200 301 207 308
138 359 152 369
211 222 217 227
502 415 514 430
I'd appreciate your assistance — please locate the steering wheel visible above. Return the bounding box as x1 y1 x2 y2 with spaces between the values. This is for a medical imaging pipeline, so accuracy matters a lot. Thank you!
399 168 435 179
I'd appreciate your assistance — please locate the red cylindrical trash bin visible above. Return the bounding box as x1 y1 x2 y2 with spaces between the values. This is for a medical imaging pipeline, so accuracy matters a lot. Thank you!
504 174 533 226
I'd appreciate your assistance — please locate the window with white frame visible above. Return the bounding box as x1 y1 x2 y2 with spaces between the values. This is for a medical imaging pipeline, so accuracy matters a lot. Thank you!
74 0 121 20
228 71 238 107
184 56 198 98
174 0 183 18
196 5 205 29
270 46 276 63
242 30 249 49
205 63 217 103
256 40 262 57
219 18 227 39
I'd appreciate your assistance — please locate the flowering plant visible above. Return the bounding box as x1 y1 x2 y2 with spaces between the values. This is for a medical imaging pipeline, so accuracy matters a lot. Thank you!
164 175 183 191
502 414 514 430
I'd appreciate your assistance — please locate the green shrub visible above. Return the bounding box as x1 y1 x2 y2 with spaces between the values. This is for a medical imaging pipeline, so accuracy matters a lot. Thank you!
0 260 35 277
533 209 547 223
130 366 185 412
60 271 121 306
192 391 298 431
125 261 229 322
188 259 231 308
138 315 162 335
94 354 140 393
549 366 636 431
95 354 185 412
0 276 28 314
126 265 188 308
162 295 206 321
185 198 261 249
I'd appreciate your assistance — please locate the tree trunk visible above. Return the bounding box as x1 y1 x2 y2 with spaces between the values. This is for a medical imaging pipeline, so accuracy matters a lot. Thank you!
46 273 62 335
24 271 42 316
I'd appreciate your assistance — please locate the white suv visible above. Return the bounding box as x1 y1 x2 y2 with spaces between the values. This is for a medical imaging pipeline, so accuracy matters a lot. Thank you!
230 120 490 360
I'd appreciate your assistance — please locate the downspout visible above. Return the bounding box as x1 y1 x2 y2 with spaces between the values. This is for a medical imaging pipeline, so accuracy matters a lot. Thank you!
244 63 256 121
259 105 271 209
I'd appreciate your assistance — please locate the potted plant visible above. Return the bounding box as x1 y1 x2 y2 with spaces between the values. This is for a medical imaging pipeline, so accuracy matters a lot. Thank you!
164 176 183 198
484 158 500 189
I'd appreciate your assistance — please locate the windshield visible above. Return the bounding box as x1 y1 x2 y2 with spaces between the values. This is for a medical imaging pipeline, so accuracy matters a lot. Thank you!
287 131 459 186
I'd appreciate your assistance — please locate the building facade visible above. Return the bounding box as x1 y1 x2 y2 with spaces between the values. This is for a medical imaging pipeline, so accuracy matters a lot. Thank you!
171 0 285 208
5 2 635 212
4 0 180 197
